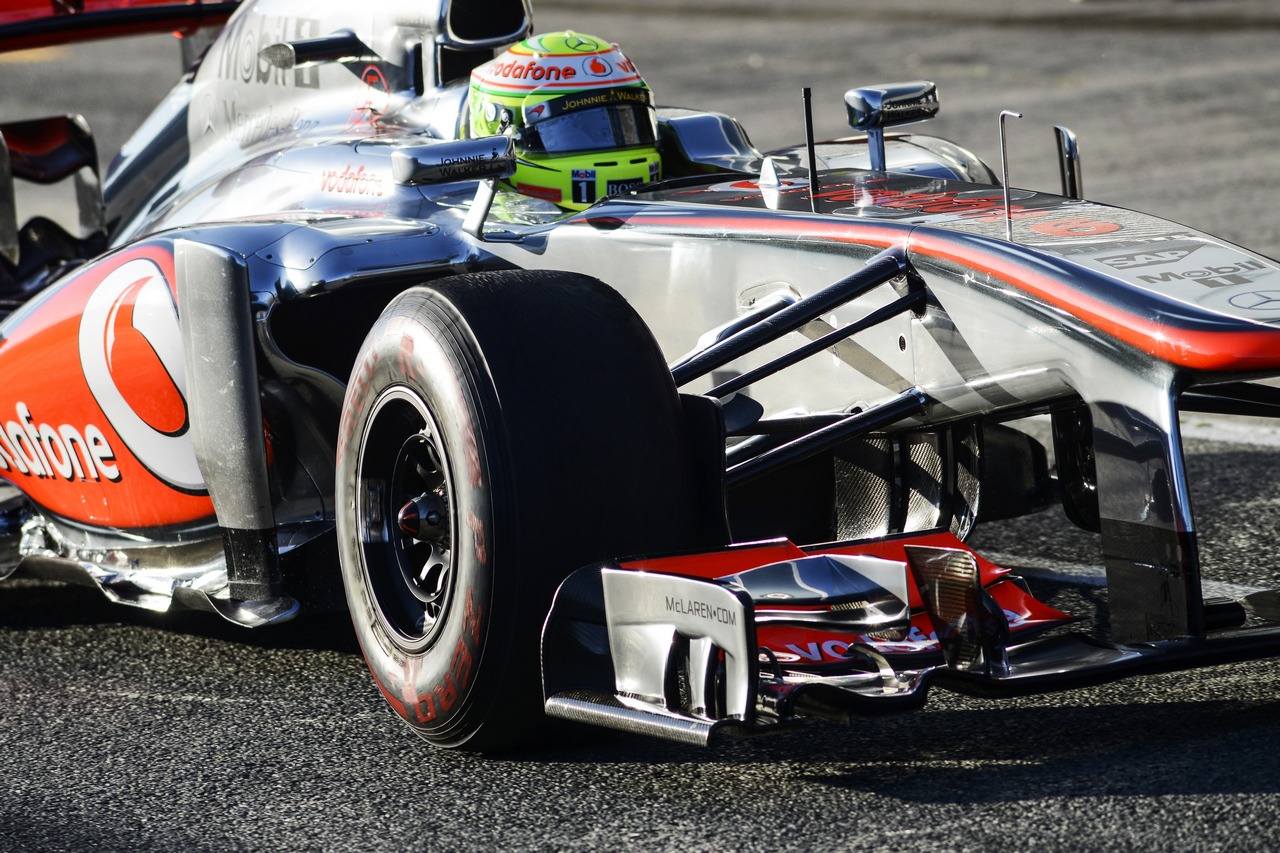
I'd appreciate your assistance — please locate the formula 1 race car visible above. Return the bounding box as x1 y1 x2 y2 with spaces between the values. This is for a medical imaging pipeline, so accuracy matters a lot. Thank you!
4 0 1280 752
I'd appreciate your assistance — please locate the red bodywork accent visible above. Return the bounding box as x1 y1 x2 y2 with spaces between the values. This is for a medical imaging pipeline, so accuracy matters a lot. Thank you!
0 1 238 52
915 229 1280 373
622 531 1072 662
0 242 214 528
621 531 1002 591
105 276 188 435
585 209 1280 374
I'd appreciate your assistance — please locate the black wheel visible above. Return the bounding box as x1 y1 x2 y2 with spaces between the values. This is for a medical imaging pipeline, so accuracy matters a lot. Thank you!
337 270 704 750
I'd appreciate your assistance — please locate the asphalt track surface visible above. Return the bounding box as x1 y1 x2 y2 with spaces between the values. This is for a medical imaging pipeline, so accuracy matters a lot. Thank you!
4 1 1280 850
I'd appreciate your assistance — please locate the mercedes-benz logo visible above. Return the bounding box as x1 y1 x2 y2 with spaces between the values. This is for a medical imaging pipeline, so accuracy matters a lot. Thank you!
1229 291 1280 311
564 34 599 52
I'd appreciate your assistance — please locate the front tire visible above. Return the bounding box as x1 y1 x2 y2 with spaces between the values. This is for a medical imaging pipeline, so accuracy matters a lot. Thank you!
337 270 703 750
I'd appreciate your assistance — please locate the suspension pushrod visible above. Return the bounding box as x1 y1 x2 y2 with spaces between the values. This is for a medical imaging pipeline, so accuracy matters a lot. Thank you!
671 247 908 388
668 293 795 376
726 413 847 438
708 290 924 399
725 387 927 487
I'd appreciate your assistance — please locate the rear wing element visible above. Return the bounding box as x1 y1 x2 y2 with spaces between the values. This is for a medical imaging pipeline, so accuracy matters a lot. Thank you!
1 116 105 299
0 0 238 53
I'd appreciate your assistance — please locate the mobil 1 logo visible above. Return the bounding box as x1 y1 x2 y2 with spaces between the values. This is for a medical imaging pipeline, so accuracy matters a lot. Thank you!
571 169 596 205
1055 236 1276 290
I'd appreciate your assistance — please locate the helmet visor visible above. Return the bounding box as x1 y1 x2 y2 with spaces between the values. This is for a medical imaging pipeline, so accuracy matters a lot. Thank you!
520 88 657 155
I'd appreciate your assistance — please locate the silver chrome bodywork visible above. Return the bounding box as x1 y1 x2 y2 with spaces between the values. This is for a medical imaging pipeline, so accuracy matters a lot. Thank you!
7 0 1280 744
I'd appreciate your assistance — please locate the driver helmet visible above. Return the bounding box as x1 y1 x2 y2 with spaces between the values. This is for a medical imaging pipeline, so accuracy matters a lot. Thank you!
468 32 661 210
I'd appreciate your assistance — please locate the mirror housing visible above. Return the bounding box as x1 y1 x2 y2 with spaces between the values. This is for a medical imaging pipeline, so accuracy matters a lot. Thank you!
391 136 516 186
844 81 940 172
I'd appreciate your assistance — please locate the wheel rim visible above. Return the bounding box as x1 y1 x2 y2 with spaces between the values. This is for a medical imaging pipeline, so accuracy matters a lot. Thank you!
356 385 455 651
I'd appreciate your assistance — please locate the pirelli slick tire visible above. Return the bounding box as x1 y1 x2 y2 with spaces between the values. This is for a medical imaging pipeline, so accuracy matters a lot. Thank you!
336 270 701 751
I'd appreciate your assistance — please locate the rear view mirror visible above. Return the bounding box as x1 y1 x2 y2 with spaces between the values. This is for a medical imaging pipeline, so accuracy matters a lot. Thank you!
844 81 939 172
391 136 516 186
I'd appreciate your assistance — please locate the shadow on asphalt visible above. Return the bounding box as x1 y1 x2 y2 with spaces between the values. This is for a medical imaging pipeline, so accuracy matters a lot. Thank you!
513 689 1280 798
0 576 361 654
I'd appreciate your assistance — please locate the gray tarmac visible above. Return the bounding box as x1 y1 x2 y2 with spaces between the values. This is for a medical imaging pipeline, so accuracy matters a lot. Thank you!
4 1 1280 850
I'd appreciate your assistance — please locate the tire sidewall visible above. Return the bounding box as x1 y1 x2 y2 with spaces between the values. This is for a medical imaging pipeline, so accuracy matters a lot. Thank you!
337 294 506 747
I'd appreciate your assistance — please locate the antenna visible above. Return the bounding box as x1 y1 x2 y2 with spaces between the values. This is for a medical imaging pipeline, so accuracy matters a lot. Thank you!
999 110 1022 242
803 87 819 212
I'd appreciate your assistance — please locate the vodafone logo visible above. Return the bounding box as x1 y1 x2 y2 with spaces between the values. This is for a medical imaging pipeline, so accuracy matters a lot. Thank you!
0 401 119 484
582 56 613 78
486 59 578 83
78 257 206 492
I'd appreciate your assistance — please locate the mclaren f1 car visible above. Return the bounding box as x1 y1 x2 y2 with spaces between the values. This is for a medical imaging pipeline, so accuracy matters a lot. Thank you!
3 0 1280 752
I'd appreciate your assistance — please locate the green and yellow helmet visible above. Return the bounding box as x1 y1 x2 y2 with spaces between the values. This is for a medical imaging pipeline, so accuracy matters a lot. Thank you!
468 32 661 210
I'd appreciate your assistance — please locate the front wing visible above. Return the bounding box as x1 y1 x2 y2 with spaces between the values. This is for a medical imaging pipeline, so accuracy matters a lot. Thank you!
542 533 1280 746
